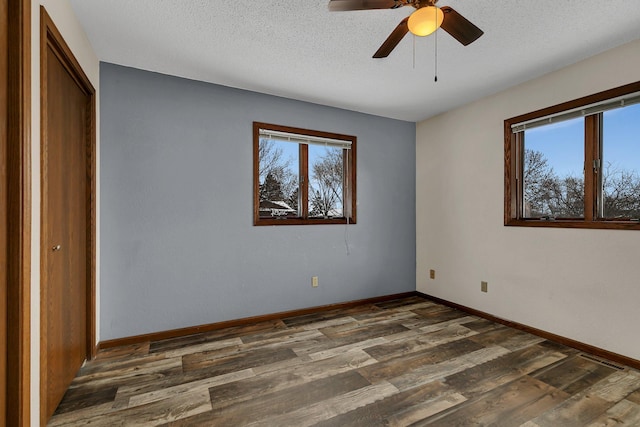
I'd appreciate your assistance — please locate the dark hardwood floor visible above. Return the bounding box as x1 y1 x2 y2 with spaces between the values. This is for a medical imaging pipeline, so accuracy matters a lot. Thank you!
48 296 640 426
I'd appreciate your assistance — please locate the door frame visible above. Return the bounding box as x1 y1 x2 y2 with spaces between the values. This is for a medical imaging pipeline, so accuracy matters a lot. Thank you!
39 6 96 424
1 0 8 422
6 0 31 425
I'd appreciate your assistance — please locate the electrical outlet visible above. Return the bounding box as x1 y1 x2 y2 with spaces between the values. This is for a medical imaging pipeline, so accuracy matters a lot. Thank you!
312 276 319 288
429 269 435 280
481 281 488 293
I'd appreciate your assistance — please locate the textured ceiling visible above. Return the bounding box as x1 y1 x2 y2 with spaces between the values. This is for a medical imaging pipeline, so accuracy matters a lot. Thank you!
69 0 640 122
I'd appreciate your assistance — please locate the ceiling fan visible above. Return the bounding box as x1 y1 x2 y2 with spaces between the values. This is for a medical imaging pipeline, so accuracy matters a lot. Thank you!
328 0 484 58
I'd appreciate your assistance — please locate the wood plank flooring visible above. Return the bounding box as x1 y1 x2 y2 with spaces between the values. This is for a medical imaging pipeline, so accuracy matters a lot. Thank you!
48 296 640 426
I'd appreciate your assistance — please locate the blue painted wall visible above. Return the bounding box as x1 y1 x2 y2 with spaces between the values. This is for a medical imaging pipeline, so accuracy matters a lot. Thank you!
100 62 416 340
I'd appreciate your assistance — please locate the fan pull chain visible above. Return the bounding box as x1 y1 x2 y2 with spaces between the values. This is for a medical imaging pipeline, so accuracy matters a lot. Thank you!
413 34 416 69
434 8 438 82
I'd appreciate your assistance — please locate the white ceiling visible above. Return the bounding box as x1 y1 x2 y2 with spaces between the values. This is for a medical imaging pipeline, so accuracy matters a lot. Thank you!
69 0 640 122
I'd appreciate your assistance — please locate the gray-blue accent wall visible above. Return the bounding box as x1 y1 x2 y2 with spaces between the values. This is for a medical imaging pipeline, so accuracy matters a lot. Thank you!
100 62 416 340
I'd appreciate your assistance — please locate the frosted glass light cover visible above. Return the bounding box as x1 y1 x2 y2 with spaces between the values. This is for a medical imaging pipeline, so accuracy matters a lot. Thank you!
408 6 444 37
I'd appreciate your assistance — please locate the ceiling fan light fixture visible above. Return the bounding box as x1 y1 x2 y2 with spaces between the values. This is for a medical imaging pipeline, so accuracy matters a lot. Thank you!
407 6 444 37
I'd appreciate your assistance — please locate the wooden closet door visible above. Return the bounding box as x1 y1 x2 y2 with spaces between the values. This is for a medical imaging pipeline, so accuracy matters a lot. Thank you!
40 8 95 423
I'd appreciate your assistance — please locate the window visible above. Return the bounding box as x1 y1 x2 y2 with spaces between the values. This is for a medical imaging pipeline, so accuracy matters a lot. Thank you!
253 122 356 225
521 117 585 219
505 81 640 229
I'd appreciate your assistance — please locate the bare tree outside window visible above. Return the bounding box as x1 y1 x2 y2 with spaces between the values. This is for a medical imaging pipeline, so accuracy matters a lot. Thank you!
258 138 298 218
602 163 640 219
309 147 344 218
524 149 640 219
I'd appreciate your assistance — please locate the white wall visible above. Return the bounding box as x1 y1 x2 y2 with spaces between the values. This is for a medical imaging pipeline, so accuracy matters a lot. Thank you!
30 1 99 424
416 39 640 361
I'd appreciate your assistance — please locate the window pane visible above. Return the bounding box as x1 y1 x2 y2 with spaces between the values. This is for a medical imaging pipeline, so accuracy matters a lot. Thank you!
308 145 344 218
258 138 300 219
602 103 640 219
523 117 585 218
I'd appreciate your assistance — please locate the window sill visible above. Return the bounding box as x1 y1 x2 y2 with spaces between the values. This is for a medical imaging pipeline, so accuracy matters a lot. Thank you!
505 218 640 230
255 217 356 226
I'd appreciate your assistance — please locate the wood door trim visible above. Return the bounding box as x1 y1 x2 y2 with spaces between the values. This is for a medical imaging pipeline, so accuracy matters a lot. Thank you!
1 0 7 423
6 0 31 425
40 6 96 424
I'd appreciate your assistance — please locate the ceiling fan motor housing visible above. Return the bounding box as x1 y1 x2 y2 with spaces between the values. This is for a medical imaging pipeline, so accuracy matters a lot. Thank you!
411 0 439 9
